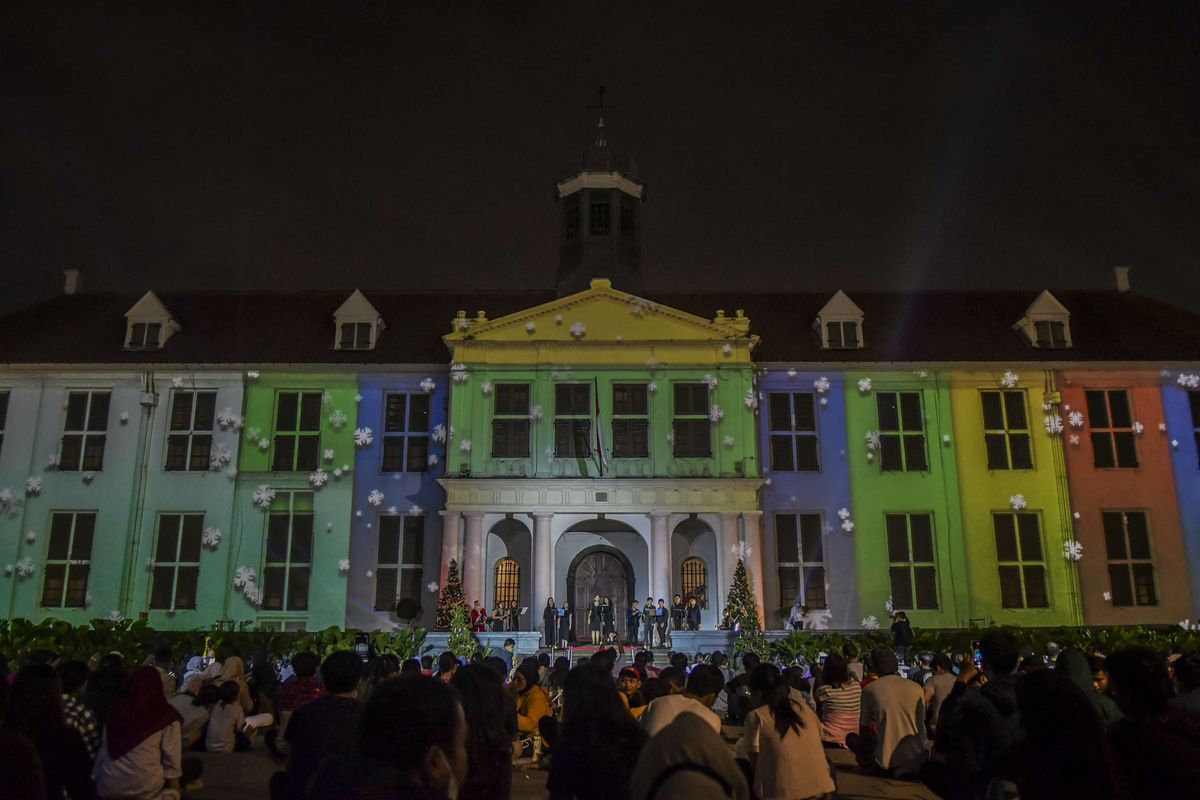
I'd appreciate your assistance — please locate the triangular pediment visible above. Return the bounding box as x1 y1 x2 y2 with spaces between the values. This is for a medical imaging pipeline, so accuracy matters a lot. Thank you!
125 290 173 320
815 289 863 320
1024 289 1069 318
334 289 381 321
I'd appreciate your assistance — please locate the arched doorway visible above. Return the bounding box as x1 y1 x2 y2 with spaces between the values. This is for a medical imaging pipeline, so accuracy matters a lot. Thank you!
567 546 634 643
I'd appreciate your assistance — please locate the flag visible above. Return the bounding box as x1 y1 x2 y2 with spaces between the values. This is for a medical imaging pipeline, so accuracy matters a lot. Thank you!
593 378 608 476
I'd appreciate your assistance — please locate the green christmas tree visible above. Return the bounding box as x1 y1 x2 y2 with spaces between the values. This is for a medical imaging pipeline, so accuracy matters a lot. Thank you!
726 558 768 660
446 603 478 660
435 559 467 632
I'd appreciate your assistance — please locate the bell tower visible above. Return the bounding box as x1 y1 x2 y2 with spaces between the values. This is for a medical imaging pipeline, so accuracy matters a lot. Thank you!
555 88 645 296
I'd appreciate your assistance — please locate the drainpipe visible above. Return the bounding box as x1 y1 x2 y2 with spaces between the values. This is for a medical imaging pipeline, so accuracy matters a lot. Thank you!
1045 370 1084 626
119 371 157 616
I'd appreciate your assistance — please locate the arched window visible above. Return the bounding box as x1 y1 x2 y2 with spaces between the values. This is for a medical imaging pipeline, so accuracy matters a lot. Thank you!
494 558 521 609
681 557 708 609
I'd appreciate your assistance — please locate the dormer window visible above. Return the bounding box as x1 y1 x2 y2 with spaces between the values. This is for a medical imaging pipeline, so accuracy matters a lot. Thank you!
124 291 180 351
1014 290 1072 350
814 290 865 350
333 290 384 352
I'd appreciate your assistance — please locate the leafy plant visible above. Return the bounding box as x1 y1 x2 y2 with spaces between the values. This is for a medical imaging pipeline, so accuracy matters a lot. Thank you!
446 604 477 660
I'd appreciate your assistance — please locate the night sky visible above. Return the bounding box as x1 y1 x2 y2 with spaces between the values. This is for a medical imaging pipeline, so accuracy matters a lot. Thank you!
3 1 1198 314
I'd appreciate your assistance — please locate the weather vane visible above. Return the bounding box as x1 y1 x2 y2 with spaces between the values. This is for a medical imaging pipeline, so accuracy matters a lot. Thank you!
587 85 615 145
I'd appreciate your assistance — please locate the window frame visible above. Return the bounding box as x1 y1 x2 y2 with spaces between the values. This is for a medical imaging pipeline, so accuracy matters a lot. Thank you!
271 390 323 472
374 514 425 612
126 321 163 350
767 391 820 472
1086 389 1139 469
824 320 860 349
261 492 314 612
381 392 431 473
493 557 520 611
672 383 711 459
164 390 217 472
1034 320 1069 349
491 383 531 459
40 511 97 608
149 513 203 610
338 322 374 351
876 391 928 472
59 390 111 472
611 383 649 459
992 511 1049 609
554 383 592 459
774 513 827 610
589 192 611 236
885 512 939 610
980 390 1034 471
1102 510 1158 607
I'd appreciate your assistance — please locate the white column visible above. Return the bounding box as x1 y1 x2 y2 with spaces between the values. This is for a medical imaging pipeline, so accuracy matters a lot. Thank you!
718 512 740 617
439 511 462 590
743 512 766 627
462 512 486 608
650 513 671 602
532 512 553 633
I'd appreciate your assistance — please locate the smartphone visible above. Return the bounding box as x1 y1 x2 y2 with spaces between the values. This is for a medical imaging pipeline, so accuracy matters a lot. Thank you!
971 640 983 670
355 632 370 662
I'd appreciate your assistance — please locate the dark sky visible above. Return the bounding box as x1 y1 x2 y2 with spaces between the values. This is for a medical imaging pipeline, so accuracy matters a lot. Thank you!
3 1 1199 314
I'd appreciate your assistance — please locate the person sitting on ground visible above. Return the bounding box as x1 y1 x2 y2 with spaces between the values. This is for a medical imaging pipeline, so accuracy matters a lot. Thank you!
272 650 364 800
843 642 864 682
740 664 835 800
909 652 933 685
450 663 517 800
170 681 219 748
641 663 725 737
180 656 206 688
814 652 861 748
83 653 127 728
151 647 176 700
847 646 927 776
537 651 553 685
1058 648 1123 728
548 665 649 800
59 660 101 761
206 680 249 753
655 666 686 696
1170 651 1200 717
268 650 323 756
923 653 956 736
631 712 749 800
726 653 761 723
618 666 647 718
436 651 459 683
420 655 434 676
215 655 254 714
94 665 202 798
510 657 551 751
357 654 400 705
2 664 97 800
302 676 468 800
400 658 421 677
0 727 46 800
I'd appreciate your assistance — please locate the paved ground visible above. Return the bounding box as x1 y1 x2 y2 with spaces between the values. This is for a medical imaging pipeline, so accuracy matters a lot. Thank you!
188 742 940 800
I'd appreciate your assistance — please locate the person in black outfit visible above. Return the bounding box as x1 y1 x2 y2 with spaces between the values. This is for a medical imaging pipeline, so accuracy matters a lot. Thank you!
626 601 641 646
588 595 603 645
547 664 648 800
543 598 558 649
1 664 97 800
450 664 517 800
601 596 615 642
655 599 670 649
558 601 573 647
890 611 914 663
641 597 655 649
670 594 686 633
685 597 702 631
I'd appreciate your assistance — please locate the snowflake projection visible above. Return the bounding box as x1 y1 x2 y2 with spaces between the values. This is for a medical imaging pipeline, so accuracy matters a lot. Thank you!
1063 540 1084 561
1068 434 1081 446
1103 591 1112 602
432 424 447 443
257 438 270 451
172 376 185 388
385 505 398 515
354 427 374 447
865 431 881 451
630 297 659 316
841 519 855 533
233 566 257 589
722 342 733 355
209 442 232 470
252 485 276 509
723 434 735 448
783 368 797 379
806 609 833 631
1 488 23 517
367 489 385 507
837 508 851 520
744 389 758 410
338 559 351 574
1042 402 1052 412
427 581 439 593
1001 370 1019 388
82 471 96 483
15 557 35 578
1068 410 1085 428
322 391 334 406
332 468 343 480
460 439 473 452
525 320 536 333
420 377 436 393
666 431 675 445
427 453 439 467
529 404 544 421
1158 422 1167 432
355 393 363 403
884 597 895 615
820 397 829 407
328 410 347 430
217 407 241 429
942 434 952 445
246 371 260 380
703 374 718 390
243 584 262 606
46 453 59 469
1073 511 1081 519
119 411 130 424
857 377 873 394
202 527 222 549
1044 415 1064 435
246 426 262 441
814 377 831 394
1177 373 1200 389
569 321 586 337
1172 439 1180 449
861 615 880 630
481 381 492 395
554 314 564 324
1132 421 1144 435
647 381 658 394
708 405 724 423
108 610 124 622
1009 494 1027 511
450 363 469 383
24 476 42 496
25 530 36 543
763 477 772 485
323 448 335 462
309 469 329 488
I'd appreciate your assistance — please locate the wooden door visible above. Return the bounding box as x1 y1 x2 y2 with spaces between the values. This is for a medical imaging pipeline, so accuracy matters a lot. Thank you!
572 551 628 643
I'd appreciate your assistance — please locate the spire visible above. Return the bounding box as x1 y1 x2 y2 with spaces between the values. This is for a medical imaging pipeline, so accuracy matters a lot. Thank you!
589 85 612 148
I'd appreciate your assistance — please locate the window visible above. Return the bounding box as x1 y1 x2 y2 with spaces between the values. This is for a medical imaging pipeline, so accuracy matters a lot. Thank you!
681 558 708 609
41 511 96 608
375 515 424 611
768 392 819 471
825 321 860 349
555 384 591 458
589 193 610 235
981 391 1033 470
672 384 711 458
1086 390 1139 469
272 391 322 472
564 196 580 240
491 384 531 458
993 512 1048 609
339 322 373 350
1192 392 1200 467
494 557 520 611
60 391 111 471
382 393 430 472
886 513 938 609
126 322 163 350
620 197 636 238
0 390 8 459
1035 320 1068 348
877 392 927 472
1103 511 1157 607
775 513 826 609
612 384 649 458
150 514 202 610
165 391 216 471
262 492 314 611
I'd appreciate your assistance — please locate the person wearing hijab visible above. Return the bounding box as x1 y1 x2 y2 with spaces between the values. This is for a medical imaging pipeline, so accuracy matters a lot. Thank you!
2 664 97 800
1058 648 1123 728
631 712 750 800
93 665 197 799
511 657 551 749
180 656 206 689
216 655 254 713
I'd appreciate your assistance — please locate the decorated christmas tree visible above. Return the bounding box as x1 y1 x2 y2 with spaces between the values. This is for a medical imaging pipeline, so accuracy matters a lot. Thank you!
446 603 478 660
435 559 467 632
726 558 768 660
